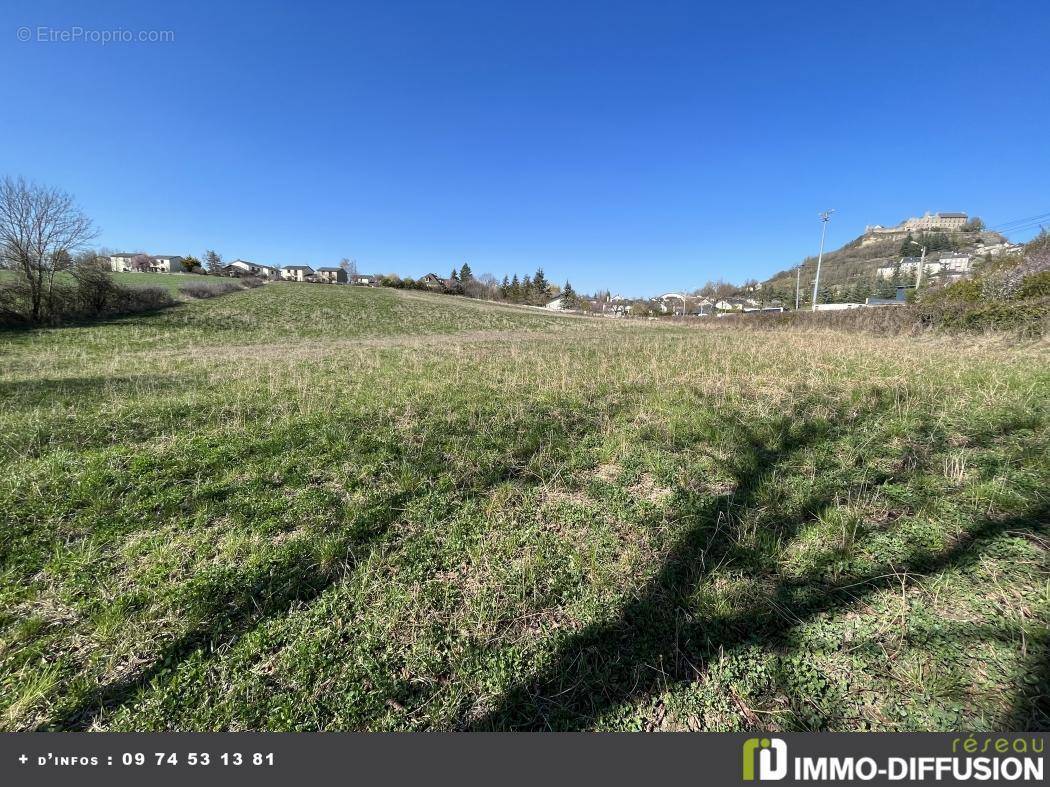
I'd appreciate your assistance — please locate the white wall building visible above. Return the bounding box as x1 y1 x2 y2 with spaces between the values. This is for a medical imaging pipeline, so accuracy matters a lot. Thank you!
225 259 279 278
937 253 972 274
975 242 1024 257
109 253 185 273
282 265 314 282
150 255 186 273
109 253 137 272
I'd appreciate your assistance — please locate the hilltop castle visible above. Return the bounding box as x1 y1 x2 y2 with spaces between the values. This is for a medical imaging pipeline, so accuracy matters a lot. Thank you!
865 211 968 236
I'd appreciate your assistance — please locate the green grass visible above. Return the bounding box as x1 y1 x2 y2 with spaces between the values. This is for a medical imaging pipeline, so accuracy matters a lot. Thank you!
0 283 1046 731
1 269 230 298
110 270 217 295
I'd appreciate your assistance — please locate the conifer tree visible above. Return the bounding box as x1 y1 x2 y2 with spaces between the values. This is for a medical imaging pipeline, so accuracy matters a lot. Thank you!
533 268 548 298
562 281 577 306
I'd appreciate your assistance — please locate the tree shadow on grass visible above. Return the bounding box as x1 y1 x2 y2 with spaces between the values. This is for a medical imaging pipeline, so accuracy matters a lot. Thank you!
0 374 185 411
466 401 1048 731
1006 588 1050 730
42 399 620 731
45 492 407 731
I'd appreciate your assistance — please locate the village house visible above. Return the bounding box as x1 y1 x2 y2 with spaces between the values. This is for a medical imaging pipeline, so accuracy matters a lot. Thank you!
421 273 447 291
937 253 972 275
315 266 347 284
714 297 748 311
150 255 186 273
282 265 314 282
656 292 688 315
224 259 280 278
604 295 630 316
349 274 376 285
975 241 1024 257
108 253 137 271
109 253 186 273
878 256 942 280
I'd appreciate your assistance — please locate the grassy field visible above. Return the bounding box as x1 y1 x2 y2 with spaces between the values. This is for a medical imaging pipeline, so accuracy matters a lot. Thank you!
1 269 235 298
0 282 1046 731
110 270 218 295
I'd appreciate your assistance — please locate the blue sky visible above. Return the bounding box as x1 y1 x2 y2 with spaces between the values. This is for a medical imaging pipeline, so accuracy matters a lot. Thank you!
2 0 1048 295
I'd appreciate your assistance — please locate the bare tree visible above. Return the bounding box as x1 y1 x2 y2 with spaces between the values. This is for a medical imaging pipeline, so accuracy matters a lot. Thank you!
339 257 359 276
0 176 97 322
130 253 152 272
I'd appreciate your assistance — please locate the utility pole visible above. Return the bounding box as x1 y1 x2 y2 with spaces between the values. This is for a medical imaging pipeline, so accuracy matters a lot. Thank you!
915 243 928 290
795 264 801 310
811 210 835 312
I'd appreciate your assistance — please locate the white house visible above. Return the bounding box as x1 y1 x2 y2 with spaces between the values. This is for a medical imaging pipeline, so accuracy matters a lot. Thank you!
937 253 972 274
109 253 185 273
605 295 630 315
109 253 138 272
225 259 280 278
657 292 688 315
151 255 186 273
282 265 314 282
315 267 347 284
715 297 757 311
975 242 1023 258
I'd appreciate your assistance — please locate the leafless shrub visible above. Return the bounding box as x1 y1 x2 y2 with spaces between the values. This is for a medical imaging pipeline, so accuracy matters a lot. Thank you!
707 298 1048 338
70 252 120 315
981 249 1050 301
112 286 176 315
0 276 176 327
180 281 241 299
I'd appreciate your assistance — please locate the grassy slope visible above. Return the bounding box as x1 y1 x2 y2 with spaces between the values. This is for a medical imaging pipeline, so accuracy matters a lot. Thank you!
110 271 219 295
1 270 234 298
0 283 1046 731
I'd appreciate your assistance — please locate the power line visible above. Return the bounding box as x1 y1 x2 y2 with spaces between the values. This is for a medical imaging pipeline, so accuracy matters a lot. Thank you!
992 220 1048 237
987 211 1050 231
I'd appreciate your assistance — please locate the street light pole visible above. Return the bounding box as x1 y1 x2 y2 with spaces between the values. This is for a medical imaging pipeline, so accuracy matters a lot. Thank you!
811 210 834 312
909 239 927 290
795 264 801 310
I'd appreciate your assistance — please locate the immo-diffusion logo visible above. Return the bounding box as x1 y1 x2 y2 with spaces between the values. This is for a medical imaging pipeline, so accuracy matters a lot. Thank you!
742 738 788 781
741 735 1044 782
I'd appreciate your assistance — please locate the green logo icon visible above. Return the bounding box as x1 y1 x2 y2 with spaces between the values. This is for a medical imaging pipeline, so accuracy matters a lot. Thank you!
743 737 788 781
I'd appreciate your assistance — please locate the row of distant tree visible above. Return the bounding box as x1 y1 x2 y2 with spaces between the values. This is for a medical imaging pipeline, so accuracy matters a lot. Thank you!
372 263 581 308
